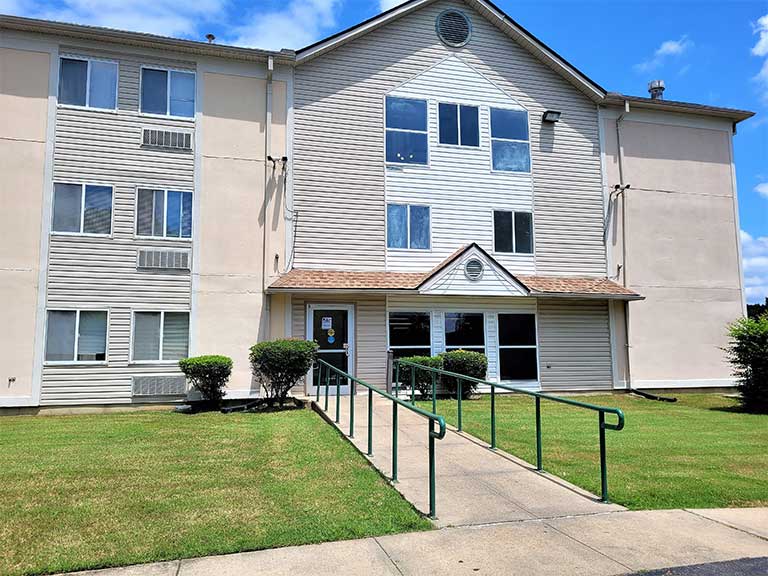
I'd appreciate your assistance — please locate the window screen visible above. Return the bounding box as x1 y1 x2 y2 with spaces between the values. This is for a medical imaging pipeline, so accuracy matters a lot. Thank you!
83 185 112 234
162 312 189 360
59 58 88 106
133 312 161 361
45 310 76 361
77 311 107 361
141 68 168 115
52 183 82 233
88 60 118 109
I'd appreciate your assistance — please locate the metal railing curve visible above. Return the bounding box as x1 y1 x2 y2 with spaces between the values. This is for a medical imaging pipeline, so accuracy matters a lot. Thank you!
393 358 625 503
313 359 446 518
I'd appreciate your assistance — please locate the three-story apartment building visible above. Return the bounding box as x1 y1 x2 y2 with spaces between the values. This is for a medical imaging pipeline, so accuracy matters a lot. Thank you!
0 0 753 408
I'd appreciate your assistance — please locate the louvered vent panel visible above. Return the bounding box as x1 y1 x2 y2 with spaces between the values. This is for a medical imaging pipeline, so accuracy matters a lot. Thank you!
132 375 187 397
137 249 190 270
141 128 192 151
436 10 471 47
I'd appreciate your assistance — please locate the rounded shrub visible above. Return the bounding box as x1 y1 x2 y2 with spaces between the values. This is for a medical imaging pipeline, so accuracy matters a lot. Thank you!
179 355 233 408
398 355 443 400
727 314 768 413
439 349 488 399
250 339 319 406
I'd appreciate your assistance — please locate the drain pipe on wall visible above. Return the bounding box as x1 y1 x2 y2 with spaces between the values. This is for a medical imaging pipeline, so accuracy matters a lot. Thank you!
262 56 274 338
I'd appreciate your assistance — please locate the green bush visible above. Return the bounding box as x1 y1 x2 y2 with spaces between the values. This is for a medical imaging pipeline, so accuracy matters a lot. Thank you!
727 314 768 413
398 355 443 400
439 349 488 399
179 355 233 407
250 339 319 406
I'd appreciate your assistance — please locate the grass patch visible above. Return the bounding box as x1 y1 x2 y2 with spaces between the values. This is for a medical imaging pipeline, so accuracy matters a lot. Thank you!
0 409 431 576
420 394 768 510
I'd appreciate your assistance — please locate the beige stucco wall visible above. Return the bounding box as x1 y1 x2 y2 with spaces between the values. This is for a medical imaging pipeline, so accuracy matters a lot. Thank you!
0 47 50 402
603 115 743 385
195 72 287 393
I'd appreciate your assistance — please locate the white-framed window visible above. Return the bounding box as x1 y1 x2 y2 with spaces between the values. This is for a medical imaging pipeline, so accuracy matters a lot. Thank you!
497 313 538 381
44 309 108 364
140 67 195 118
493 210 533 254
387 203 430 250
58 56 118 110
136 188 193 239
490 108 530 172
385 96 428 165
131 311 189 362
388 312 431 359
438 102 479 147
444 312 485 356
52 183 113 235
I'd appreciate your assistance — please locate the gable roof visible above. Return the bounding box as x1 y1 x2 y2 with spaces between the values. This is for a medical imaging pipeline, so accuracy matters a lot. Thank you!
296 0 606 102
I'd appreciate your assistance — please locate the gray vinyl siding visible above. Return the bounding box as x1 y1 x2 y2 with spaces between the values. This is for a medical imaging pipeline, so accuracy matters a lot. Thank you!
537 299 613 391
291 295 387 390
42 44 196 405
293 0 606 274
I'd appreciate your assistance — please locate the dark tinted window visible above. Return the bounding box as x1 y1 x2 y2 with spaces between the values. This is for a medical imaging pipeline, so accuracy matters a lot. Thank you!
459 105 479 146
59 58 87 106
82 185 112 235
494 211 513 253
499 348 538 380
445 313 485 347
386 97 427 131
514 212 533 254
409 205 430 249
386 131 428 164
498 314 536 346
438 103 458 145
491 108 529 140
389 312 430 347
141 68 168 115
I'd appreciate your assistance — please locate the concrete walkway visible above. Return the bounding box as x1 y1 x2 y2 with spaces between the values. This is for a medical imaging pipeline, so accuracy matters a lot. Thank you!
318 393 623 527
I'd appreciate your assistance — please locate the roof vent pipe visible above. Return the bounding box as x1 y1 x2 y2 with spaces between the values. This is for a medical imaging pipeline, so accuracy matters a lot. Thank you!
205 33 215 44
648 79 665 100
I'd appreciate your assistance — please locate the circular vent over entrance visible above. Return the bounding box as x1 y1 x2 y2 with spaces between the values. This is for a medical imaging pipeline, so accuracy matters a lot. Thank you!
464 258 484 281
436 9 471 48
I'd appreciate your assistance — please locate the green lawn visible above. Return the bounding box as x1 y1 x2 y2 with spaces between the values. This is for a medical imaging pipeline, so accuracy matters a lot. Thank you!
421 393 768 510
0 409 431 576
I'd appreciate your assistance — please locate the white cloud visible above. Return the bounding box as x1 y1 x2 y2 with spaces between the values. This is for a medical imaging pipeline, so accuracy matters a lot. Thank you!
227 0 341 50
741 230 768 304
379 0 404 10
756 183 768 199
754 14 768 102
635 35 693 73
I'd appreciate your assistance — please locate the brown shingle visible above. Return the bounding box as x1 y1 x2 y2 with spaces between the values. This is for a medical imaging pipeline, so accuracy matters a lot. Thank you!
517 275 640 297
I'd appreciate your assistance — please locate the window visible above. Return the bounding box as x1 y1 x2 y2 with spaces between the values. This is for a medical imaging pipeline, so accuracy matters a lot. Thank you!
45 310 107 363
141 68 195 118
493 210 533 254
132 311 189 362
444 312 485 356
59 57 118 109
498 314 538 380
438 103 479 147
387 204 430 249
388 312 431 359
385 96 428 164
136 189 192 238
490 108 530 172
52 183 113 235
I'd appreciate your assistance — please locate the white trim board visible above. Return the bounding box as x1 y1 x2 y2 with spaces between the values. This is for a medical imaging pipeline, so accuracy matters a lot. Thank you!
632 378 736 389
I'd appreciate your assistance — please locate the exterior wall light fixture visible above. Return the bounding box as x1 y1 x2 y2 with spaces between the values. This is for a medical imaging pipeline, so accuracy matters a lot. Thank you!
542 110 562 123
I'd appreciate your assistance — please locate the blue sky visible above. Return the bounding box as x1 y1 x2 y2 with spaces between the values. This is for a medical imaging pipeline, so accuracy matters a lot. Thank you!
2 0 767 302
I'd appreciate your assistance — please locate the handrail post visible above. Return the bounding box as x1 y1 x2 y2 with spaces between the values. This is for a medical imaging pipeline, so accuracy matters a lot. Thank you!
457 379 463 432
535 396 542 471
599 411 608 502
490 384 496 449
367 388 373 455
411 366 416 404
349 376 355 438
429 421 436 519
391 402 398 482
316 364 321 403
431 371 436 414
335 374 341 423
324 366 330 412
394 362 400 399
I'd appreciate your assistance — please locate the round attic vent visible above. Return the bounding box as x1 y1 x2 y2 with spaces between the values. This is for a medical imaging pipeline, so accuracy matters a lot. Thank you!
436 10 471 48
464 258 484 281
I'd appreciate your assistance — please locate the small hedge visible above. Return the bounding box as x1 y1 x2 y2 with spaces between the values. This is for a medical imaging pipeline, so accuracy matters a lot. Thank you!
250 339 318 406
727 314 768 413
440 349 488 399
398 355 443 400
179 355 233 408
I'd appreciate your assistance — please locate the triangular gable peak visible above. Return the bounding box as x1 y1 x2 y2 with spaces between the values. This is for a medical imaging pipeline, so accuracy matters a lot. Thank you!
388 55 524 110
418 243 529 297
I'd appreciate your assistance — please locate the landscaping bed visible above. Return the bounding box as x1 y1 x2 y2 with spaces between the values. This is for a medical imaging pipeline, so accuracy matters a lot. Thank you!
0 409 430 576
421 393 768 510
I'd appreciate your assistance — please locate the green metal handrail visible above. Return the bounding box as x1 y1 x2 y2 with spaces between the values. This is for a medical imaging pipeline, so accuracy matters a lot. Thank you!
313 359 446 519
393 358 625 503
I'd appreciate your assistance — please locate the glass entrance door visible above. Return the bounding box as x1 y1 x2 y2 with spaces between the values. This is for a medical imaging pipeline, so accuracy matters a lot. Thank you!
307 304 354 395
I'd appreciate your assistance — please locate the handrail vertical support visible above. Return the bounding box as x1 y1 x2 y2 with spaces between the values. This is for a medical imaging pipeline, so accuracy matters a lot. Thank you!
392 402 398 482
457 379 463 432
429 422 436 520
599 412 609 502
431 371 436 414
411 366 416 404
535 396 542 471
335 375 341 423
324 368 330 412
349 377 355 438
394 362 400 399
367 388 373 455
316 364 321 403
490 384 496 449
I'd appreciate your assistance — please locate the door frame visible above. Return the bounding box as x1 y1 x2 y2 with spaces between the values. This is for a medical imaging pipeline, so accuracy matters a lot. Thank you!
306 303 355 395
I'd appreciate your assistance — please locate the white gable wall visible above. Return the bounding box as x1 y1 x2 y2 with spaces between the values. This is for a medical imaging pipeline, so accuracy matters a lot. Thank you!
386 56 536 275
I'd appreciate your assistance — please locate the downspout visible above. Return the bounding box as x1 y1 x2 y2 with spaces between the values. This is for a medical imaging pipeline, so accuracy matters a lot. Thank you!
263 56 274 336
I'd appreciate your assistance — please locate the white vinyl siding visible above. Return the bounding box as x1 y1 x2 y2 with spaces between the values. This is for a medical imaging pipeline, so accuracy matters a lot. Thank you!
293 0 605 274
42 45 195 405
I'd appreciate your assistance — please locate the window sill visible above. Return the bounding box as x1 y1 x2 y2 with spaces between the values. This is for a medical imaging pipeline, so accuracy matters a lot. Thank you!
385 162 429 169
492 251 535 256
57 104 118 114
44 361 108 367
134 235 193 242
490 169 532 175
139 112 195 122
51 232 113 239
129 361 184 366
387 248 432 253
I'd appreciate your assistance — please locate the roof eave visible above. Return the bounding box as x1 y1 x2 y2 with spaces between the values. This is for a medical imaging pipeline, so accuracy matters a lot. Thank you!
266 287 420 294
531 292 645 301
603 94 755 123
